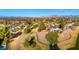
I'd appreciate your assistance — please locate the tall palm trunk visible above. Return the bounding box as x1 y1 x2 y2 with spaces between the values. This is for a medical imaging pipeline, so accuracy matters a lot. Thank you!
4 20 10 50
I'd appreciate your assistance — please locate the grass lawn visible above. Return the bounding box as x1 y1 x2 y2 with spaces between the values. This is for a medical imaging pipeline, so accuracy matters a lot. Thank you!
31 24 38 29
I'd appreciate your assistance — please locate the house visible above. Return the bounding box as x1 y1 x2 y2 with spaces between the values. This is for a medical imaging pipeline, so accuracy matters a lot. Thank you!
64 23 75 30
50 27 62 32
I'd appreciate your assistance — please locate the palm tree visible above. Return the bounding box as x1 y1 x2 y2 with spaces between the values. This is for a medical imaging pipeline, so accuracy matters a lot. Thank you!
46 32 59 50
4 19 11 49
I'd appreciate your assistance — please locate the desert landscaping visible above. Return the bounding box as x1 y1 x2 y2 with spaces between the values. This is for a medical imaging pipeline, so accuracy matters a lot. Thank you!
0 15 79 50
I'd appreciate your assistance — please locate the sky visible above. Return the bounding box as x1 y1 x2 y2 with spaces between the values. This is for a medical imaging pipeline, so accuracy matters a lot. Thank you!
0 9 79 17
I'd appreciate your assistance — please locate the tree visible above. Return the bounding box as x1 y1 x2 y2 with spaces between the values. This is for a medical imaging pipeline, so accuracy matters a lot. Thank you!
0 29 4 46
56 18 67 29
38 21 46 32
28 36 36 47
46 32 58 45
0 26 11 49
24 27 31 34
3 20 11 49
24 36 36 48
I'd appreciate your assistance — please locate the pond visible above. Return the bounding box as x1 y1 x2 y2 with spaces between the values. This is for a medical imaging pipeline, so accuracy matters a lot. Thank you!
11 32 22 39
0 38 6 50
0 38 4 45
49 44 60 50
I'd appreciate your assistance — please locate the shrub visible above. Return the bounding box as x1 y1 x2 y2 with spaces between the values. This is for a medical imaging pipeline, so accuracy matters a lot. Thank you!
24 36 36 48
24 39 29 47
24 27 31 34
38 24 46 32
